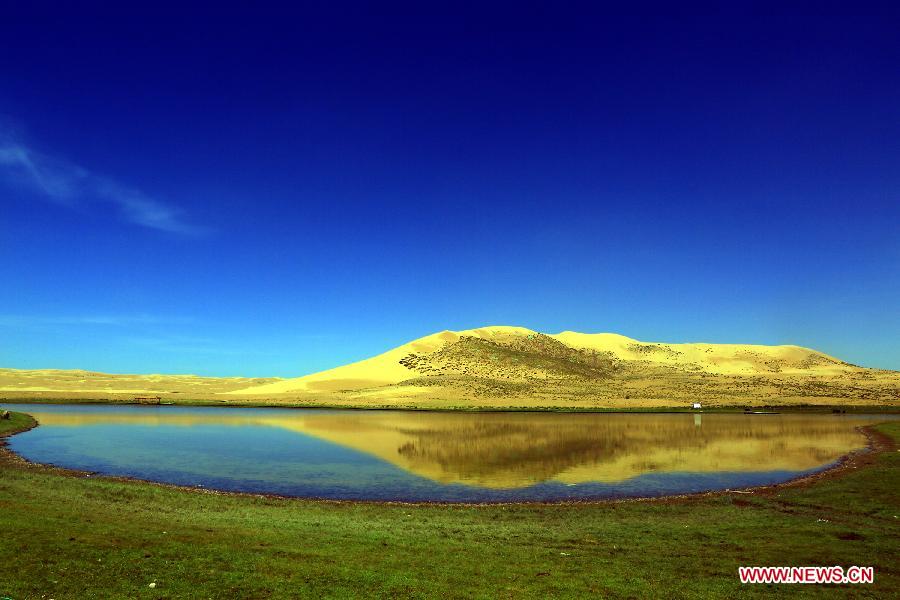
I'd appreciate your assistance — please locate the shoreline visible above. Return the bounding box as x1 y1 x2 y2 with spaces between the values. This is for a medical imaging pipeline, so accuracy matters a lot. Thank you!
3 396 899 414
2 409 894 507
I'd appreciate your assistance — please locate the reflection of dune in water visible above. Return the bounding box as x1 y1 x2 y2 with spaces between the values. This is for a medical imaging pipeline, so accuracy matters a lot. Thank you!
299 414 877 487
25 411 880 488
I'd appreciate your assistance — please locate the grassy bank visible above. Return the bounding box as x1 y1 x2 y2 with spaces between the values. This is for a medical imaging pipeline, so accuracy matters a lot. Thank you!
1 413 898 598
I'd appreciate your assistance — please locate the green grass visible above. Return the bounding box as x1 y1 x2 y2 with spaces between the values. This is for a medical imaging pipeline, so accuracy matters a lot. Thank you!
0 410 34 435
1 413 898 598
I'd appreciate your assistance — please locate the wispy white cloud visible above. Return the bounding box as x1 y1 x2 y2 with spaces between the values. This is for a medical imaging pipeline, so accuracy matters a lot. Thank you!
0 139 205 235
0 314 193 327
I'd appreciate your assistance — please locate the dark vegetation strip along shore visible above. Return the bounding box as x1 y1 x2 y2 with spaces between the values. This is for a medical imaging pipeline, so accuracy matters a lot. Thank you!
3 396 899 414
1 412 898 598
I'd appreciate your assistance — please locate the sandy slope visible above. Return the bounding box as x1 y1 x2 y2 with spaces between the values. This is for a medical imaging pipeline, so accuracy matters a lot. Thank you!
225 326 535 395
225 325 865 395
549 331 854 375
0 368 280 396
2 326 897 407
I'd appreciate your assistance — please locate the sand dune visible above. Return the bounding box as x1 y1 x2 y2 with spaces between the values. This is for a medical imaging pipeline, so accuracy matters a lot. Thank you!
0 368 280 397
225 325 871 396
2 326 897 407
226 326 535 395
549 331 853 375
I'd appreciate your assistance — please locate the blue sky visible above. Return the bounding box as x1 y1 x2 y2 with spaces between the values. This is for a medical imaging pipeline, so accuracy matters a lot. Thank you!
1 3 898 376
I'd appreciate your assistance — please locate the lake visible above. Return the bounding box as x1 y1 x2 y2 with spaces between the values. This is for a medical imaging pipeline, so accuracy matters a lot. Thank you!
3 404 891 502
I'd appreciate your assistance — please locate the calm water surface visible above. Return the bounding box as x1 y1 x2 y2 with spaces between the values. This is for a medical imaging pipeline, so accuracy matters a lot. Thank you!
4 404 891 502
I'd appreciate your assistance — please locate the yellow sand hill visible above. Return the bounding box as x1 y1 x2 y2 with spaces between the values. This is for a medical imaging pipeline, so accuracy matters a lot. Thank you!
228 326 538 395
3 326 898 408
0 368 280 398
225 326 864 394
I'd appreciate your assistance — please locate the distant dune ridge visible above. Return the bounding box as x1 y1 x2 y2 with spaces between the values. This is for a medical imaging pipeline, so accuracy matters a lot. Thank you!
2 326 898 408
